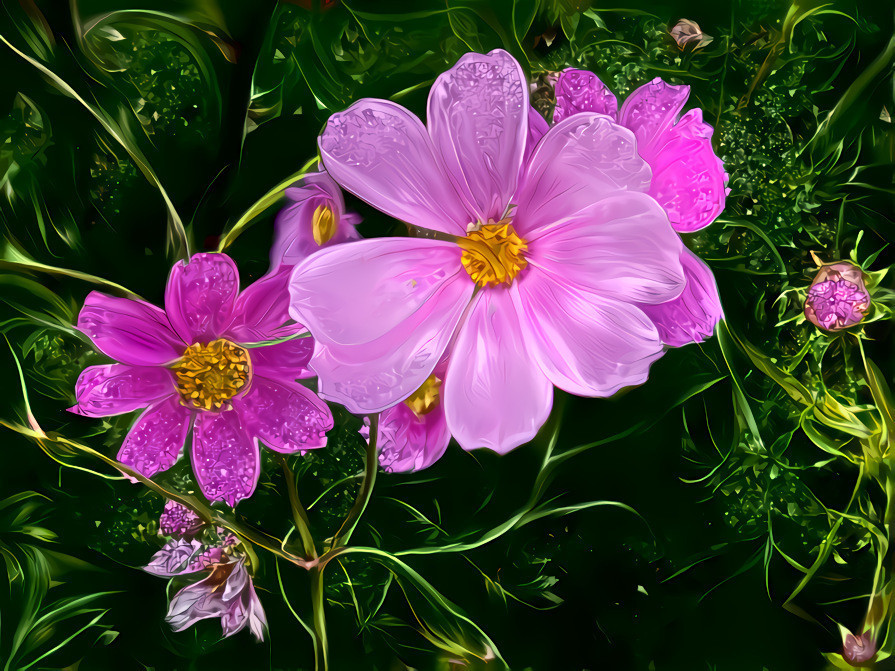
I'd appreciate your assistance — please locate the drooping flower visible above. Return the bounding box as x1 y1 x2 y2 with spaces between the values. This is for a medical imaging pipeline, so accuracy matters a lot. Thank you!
70 253 333 505
270 168 362 268
842 630 876 665
804 262 870 331
289 49 691 454
546 68 726 347
159 500 204 538
144 531 266 641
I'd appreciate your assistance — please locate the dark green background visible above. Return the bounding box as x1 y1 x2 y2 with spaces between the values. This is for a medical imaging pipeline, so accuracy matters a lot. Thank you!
1 1 894 669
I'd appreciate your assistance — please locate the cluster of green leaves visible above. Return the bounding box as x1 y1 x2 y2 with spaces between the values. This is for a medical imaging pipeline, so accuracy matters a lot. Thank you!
0 0 893 669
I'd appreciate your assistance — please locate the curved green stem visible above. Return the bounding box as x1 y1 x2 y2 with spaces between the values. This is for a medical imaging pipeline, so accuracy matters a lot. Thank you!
309 566 329 671
330 414 379 549
279 455 318 560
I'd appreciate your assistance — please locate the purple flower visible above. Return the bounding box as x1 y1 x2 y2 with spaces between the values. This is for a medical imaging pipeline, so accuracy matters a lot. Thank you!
144 537 266 641
289 49 692 454
843 630 876 665
159 500 204 538
361 362 451 473
804 262 870 331
70 253 334 505
544 69 726 347
270 168 362 267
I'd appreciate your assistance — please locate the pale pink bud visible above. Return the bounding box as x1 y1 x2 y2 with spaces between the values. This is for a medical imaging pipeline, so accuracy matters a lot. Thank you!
804 262 870 331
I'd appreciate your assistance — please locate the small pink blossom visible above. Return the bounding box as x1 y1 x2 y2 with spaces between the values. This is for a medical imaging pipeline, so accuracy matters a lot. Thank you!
843 630 876 665
70 253 333 506
158 500 204 538
670 19 710 49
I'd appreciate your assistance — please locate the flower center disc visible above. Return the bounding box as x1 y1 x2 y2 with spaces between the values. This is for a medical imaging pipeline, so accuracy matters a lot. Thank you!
173 339 251 411
312 204 337 246
458 220 528 288
404 374 441 416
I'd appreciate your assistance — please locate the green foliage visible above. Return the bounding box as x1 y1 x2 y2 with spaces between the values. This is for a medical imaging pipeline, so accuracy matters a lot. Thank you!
0 0 893 669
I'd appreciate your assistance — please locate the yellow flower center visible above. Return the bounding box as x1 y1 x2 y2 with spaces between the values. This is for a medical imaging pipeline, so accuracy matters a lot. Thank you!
458 219 528 287
312 204 337 246
172 339 251 411
404 375 441 416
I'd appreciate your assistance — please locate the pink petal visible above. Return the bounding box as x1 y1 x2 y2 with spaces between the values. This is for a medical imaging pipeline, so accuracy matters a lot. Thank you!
77 291 185 366
289 237 472 347
527 192 685 305
639 248 723 347
444 291 553 454
144 538 204 577
235 377 332 453
514 113 652 237
553 69 619 123
270 170 362 267
644 108 727 232
525 106 549 163
619 77 690 149
117 395 191 478
191 410 260 506
225 266 301 343
249 337 314 381
70 364 175 417
308 272 471 413
427 49 528 223
165 253 240 344
318 99 469 235
514 269 664 397
377 401 451 473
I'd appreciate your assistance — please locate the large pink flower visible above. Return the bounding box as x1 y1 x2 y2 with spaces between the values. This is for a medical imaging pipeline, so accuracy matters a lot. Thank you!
289 49 692 454
548 69 726 347
71 253 333 505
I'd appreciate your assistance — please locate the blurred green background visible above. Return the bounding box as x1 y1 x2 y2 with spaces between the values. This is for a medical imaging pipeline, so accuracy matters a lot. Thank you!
1 1 894 669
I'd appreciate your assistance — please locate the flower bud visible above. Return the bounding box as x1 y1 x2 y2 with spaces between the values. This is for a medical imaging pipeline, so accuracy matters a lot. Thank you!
670 19 705 49
804 262 869 331
843 630 876 665
158 500 204 539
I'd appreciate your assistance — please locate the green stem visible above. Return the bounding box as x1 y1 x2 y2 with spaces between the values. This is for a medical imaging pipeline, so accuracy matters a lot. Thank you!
330 414 379 549
309 566 329 671
279 455 318 560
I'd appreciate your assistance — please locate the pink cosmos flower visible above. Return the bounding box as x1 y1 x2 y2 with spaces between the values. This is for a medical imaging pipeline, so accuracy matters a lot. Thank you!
545 68 726 348
145 533 266 641
289 49 694 454
70 253 333 505
270 168 362 267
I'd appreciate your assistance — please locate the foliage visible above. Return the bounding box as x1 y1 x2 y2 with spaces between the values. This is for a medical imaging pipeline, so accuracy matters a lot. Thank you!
0 0 893 669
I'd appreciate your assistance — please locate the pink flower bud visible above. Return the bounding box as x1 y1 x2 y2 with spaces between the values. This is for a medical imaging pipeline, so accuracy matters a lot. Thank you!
843 630 876 665
804 262 870 331
670 19 704 49
159 500 204 539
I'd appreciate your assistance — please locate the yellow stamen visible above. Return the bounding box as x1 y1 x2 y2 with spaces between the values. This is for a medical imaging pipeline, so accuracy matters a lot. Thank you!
312 204 337 246
457 219 528 287
404 375 441 416
172 339 251 411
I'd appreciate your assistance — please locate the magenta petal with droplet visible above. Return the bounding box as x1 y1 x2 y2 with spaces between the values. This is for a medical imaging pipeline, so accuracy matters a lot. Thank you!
70 364 174 417
117 395 191 479
235 377 332 453
191 410 260 506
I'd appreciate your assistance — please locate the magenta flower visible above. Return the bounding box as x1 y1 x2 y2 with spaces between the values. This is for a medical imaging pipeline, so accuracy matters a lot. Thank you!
270 168 362 267
804 262 870 331
144 535 266 641
361 361 451 473
70 253 333 505
289 49 691 454
159 500 204 538
545 69 726 347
